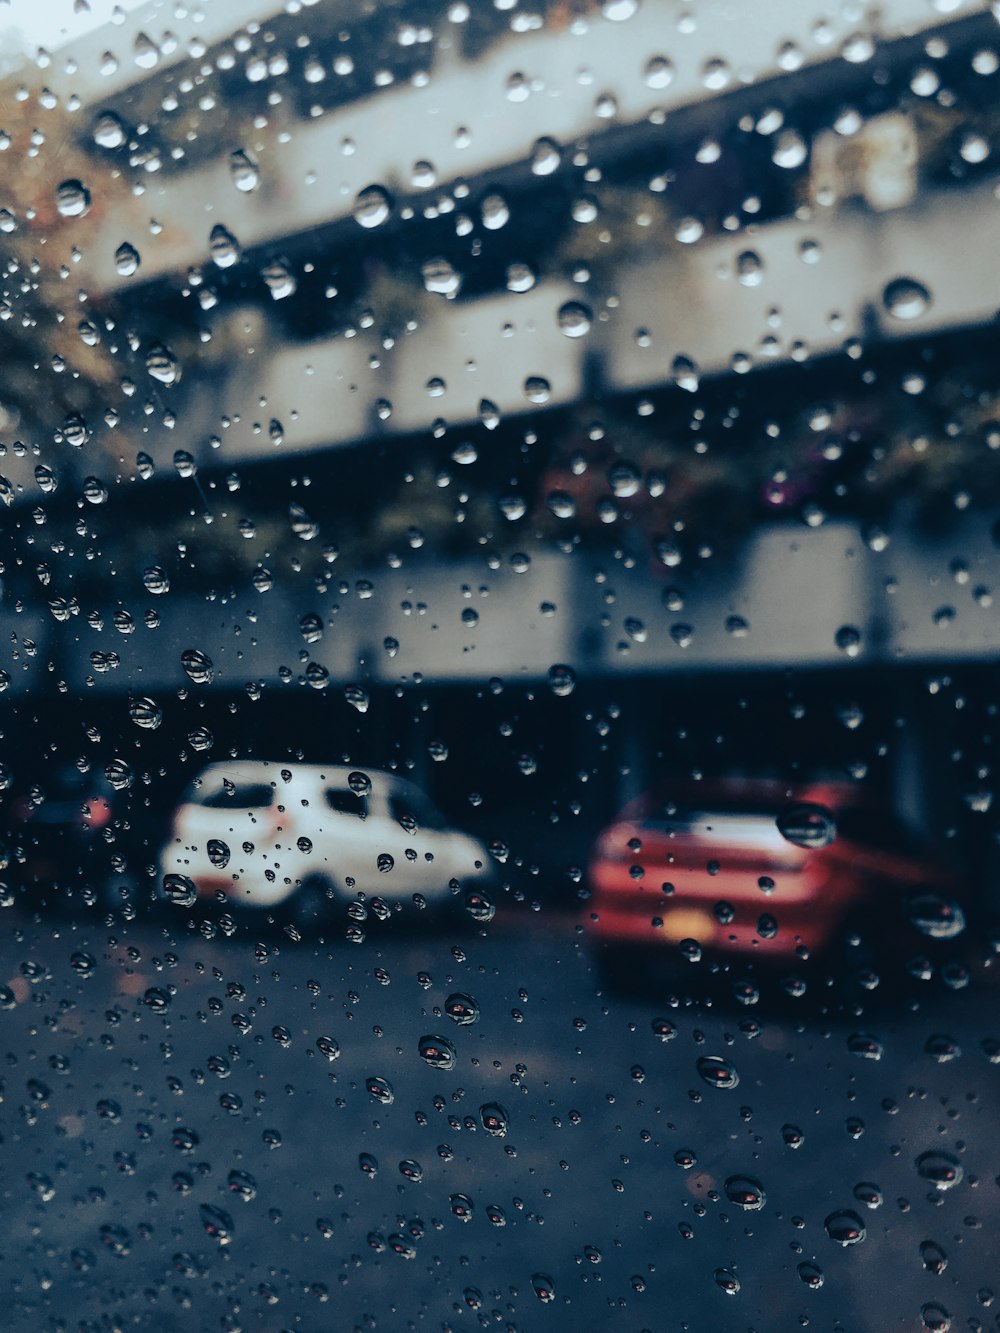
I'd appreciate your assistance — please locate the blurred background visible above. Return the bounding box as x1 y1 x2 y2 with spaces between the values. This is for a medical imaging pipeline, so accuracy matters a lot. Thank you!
2 1 1000 907
1 5 1000 1328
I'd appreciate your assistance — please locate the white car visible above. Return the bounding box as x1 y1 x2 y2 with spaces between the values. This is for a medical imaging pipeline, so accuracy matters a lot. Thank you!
158 761 494 926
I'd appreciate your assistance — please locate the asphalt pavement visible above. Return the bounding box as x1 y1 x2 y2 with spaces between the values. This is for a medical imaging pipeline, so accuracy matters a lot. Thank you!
0 901 997 1333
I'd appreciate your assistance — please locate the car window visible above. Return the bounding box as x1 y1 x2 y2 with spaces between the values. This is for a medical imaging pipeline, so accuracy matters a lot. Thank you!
2 2 1000 1331
325 788 368 818
197 781 274 809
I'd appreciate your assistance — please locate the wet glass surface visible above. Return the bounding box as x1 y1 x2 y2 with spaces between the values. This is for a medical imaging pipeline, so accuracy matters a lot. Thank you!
0 1 999 1329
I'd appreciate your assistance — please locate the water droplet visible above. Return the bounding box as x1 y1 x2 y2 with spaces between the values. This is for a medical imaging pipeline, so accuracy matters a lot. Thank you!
701 57 731 90
207 839 230 869
163 874 197 907
920 1304 951 1332
825 1209 866 1245
410 159 436 189
735 249 764 287
925 1033 960 1062
229 149 260 192
780 1123 804 1148
145 344 181 385
772 129 808 168
451 441 477 465
93 111 126 149
114 241 140 276
35 464 58 494
444 992 479 1024
480 1102 509 1136
56 179 90 218
481 193 509 230
920 1240 948 1274
557 300 592 337
696 1055 739 1089
299 612 323 644
848 1182 881 1212
531 1274 556 1303
70 950 96 977
841 31 875 63
547 664 576 697
133 31 160 69
288 502 319 540
261 257 296 300
915 1151 963 1190
209 224 240 268
644 54 675 88
62 413 90 447
199 1204 234 1244
353 184 393 229
82 476 108 505
671 355 700 392
797 1261 824 1288
316 1036 340 1061
544 491 573 519
571 194 599 223
465 889 495 922
366 1076 394 1105
776 802 836 849
358 1152 379 1177
142 565 170 595
418 1034 456 1070
847 1032 883 1060
505 261 536 292
344 684 369 714
724 1175 766 1210
531 136 561 175
907 893 966 940
714 1268 741 1295
104 759 132 791
143 986 171 1013
180 648 214 685
227 1169 257 1202
422 256 461 296
883 277 931 320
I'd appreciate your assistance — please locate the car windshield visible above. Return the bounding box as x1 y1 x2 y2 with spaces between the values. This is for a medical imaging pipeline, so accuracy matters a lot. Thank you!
1 2 999 1331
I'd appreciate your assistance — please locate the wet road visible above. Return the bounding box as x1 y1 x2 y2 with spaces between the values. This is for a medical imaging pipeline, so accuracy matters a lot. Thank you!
0 903 997 1333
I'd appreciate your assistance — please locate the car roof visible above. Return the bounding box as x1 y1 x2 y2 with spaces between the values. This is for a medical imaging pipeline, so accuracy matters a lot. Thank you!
616 778 869 822
189 761 412 792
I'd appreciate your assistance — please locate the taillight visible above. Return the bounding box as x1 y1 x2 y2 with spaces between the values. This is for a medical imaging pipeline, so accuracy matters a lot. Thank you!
84 798 113 829
595 826 632 862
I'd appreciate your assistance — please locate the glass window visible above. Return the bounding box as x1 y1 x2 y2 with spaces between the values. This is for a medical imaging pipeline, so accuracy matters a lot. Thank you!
325 788 368 818
197 782 275 809
1 1 998 1330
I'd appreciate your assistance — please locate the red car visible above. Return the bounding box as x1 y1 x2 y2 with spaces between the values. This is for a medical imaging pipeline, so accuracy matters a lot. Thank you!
586 779 968 995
